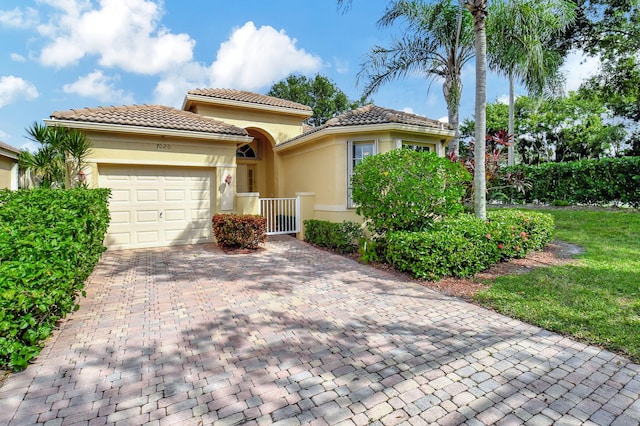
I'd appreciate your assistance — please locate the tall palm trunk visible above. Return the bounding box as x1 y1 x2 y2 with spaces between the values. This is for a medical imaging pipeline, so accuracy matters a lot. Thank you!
508 73 515 166
465 0 488 220
444 74 462 157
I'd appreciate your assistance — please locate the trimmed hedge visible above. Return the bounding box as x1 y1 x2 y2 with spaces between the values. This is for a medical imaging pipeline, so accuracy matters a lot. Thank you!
303 220 363 254
497 157 640 206
385 210 554 281
0 188 111 371
212 214 267 250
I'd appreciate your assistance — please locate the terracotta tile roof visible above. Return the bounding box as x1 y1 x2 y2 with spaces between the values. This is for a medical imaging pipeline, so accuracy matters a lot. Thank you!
282 104 451 145
50 105 249 136
325 104 448 128
0 141 20 155
188 89 312 112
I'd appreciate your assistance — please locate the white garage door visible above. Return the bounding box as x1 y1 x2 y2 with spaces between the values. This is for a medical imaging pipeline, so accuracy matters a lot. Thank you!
99 165 214 250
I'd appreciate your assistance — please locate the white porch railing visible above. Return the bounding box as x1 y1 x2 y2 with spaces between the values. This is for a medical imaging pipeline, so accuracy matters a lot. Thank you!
259 197 301 235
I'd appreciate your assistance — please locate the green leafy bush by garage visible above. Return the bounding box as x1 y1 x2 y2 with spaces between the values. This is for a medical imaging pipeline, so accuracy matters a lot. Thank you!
385 210 554 281
496 157 640 206
212 214 267 250
351 149 471 234
304 220 363 253
0 188 111 371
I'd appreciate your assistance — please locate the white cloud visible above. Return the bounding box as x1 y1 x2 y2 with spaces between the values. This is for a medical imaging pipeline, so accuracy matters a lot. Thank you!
19 140 39 153
63 70 134 104
154 21 324 107
208 22 322 90
497 94 510 104
0 129 8 139
333 57 350 74
10 53 27 62
561 50 601 93
425 93 439 107
0 7 38 29
402 107 415 114
153 62 209 107
37 0 195 74
0 75 38 108
438 116 449 123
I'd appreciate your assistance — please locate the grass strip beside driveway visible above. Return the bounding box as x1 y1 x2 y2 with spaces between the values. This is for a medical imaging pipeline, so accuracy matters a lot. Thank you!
475 208 640 362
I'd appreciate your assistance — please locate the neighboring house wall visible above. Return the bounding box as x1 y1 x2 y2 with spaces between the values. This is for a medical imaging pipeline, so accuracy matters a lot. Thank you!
0 142 19 190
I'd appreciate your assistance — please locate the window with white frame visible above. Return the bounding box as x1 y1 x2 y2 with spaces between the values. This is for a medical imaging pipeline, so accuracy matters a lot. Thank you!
347 140 377 208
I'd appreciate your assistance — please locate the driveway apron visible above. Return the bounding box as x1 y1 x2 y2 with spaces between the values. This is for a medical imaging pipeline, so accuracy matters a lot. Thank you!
1 236 639 426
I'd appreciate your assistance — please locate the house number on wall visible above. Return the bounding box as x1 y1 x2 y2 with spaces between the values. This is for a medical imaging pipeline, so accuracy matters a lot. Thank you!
156 143 171 150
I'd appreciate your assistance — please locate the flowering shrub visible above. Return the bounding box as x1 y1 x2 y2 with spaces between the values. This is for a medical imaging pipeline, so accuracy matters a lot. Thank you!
0 188 110 371
212 214 267 250
385 210 554 280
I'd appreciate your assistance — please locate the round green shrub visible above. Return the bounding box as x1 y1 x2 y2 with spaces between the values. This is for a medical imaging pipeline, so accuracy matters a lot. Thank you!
351 149 471 234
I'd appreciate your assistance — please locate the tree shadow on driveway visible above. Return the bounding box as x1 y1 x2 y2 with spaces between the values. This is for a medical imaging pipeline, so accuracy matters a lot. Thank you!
1 237 639 425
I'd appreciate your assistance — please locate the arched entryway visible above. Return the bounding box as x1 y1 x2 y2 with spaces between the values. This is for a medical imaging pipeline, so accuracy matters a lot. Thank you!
236 128 276 198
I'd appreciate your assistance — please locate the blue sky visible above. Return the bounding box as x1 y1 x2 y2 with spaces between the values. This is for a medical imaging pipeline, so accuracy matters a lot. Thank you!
0 0 598 150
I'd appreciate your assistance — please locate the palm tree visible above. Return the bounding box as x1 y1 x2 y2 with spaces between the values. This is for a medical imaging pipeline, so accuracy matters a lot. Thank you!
357 0 475 156
463 0 488 219
23 122 92 189
487 0 576 165
18 146 64 189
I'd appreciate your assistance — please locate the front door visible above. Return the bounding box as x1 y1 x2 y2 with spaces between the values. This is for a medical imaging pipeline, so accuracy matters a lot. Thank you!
236 163 256 193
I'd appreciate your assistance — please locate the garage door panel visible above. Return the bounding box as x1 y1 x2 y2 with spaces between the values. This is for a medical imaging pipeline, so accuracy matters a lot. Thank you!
164 190 185 202
99 165 213 250
190 190 210 201
164 209 185 222
137 230 161 244
106 232 130 246
136 210 159 223
110 211 131 225
191 208 210 220
110 189 131 203
136 189 159 202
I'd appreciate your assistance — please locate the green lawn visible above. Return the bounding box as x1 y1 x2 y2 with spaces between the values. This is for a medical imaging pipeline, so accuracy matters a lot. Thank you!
475 208 640 362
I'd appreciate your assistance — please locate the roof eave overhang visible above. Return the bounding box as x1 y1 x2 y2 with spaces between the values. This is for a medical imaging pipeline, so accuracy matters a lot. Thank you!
44 119 253 143
183 94 313 120
0 149 18 160
274 123 455 152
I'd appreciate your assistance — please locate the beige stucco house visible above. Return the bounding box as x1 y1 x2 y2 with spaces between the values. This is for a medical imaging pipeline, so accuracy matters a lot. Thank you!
0 141 19 191
45 89 454 250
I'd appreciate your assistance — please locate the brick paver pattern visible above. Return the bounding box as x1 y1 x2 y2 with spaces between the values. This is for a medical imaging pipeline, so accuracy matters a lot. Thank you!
1 237 639 426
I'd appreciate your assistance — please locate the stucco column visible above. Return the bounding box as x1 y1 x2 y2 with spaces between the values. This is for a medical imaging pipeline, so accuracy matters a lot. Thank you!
235 192 260 215
296 192 315 241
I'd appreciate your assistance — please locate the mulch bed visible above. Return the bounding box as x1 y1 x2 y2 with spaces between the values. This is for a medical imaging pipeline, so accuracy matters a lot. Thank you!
341 239 582 300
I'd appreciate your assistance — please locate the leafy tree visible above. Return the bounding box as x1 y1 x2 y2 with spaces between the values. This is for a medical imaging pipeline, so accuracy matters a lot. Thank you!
487 0 575 166
357 0 475 156
557 0 640 58
584 55 640 123
459 101 509 139
267 73 367 127
20 123 92 189
462 94 628 164
558 0 640 126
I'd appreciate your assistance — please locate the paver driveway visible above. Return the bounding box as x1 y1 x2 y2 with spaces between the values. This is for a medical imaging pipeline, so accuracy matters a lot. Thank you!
1 236 639 426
